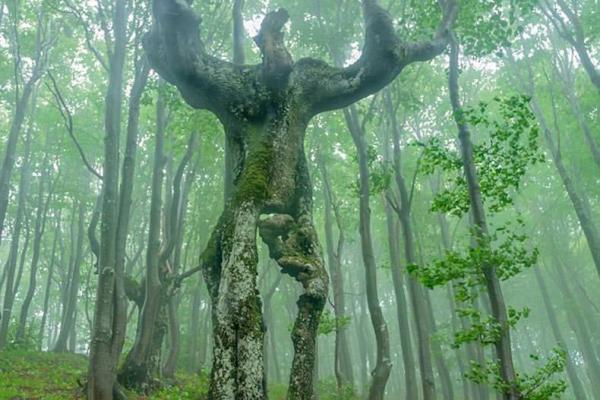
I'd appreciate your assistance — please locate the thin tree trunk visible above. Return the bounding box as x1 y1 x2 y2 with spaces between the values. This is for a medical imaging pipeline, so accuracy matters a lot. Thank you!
449 34 519 400
384 90 436 400
533 267 588 400
346 105 392 400
0 125 33 349
54 204 85 352
263 269 283 383
188 277 202 372
318 151 354 389
551 260 600 397
507 49 600 281
39 214 60 349
16 148 53 341
0 17 49 244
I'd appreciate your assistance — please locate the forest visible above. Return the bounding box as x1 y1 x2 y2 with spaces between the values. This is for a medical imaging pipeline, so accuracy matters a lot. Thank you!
0 0 598 399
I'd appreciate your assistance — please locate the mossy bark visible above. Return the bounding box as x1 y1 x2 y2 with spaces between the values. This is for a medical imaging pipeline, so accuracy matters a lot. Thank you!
199 104 327 399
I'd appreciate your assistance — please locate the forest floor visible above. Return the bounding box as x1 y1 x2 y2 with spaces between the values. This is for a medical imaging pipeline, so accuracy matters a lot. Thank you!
0 350 209 400
0 351 355 399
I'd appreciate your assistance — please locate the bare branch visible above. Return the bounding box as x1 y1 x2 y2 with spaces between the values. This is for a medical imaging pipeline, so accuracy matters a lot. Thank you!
46 71 103 180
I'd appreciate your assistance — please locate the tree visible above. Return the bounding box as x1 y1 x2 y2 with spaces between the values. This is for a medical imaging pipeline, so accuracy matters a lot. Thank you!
144 0 457 397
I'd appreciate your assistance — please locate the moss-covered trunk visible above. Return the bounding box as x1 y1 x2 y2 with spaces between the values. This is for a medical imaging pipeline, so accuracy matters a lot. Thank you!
199 107 327 399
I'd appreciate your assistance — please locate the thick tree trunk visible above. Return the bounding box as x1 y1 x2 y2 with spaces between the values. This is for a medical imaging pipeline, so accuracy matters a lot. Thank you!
119 91 169 391
449 35 519 400
533 267 588 400
146 1 456 397
87 0 128 397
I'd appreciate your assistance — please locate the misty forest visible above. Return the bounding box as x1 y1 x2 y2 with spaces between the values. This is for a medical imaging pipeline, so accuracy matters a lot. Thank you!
0 0 598 399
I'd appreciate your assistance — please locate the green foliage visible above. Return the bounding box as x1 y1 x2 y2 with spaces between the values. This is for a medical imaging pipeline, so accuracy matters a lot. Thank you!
268 380 358 400
0 350 87 400
407 0 537 56
422 95 544 216
3 323 40 351
152 370 210 400
350 145 392 196
465 349 567 399
318 310 351 336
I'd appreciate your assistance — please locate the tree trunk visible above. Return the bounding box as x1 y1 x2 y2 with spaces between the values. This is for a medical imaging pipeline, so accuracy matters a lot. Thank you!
0 125 32 349
16 148 53 342
118 90 169 390
533 267 588 400
87 0 128 397
54 204 85 352
146 0 458 396
551 260 600 397
188 277 203 372
507 50 600 281
384 90 436 400
449 35 519 400
318 152 354 389
38 215 60 349
383 201 418 400
0 17 49 245
263 269 283 383
345 106 392 400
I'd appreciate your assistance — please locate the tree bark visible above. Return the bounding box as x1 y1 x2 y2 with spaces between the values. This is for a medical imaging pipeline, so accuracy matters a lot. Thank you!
87 0 129 397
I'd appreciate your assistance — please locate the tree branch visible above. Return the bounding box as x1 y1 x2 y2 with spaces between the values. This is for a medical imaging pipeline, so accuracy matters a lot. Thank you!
254 8 293 90
144 0 249 114
46 71 103 180
299 0 457 115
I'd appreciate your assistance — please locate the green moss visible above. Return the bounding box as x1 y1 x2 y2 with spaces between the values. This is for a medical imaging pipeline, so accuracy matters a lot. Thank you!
235 129 274 206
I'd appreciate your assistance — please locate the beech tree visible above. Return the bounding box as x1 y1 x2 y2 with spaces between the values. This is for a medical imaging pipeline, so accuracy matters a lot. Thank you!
143 0 457 398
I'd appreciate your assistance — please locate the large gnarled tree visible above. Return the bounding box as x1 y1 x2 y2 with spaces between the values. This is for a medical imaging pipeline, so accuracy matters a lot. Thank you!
144 0 457 398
